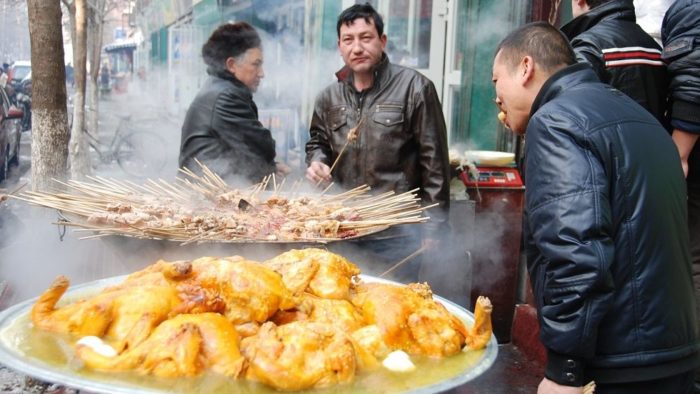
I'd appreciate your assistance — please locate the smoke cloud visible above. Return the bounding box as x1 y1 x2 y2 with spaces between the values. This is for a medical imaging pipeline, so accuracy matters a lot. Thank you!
0 5 523 315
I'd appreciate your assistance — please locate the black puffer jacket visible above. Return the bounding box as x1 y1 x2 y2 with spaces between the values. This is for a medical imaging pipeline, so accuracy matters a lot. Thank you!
525 63 699 386
179 70 276 184
662 0 700 181
561 0 668 125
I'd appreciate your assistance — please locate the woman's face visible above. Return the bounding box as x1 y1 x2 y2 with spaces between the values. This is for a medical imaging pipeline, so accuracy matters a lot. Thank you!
228 47 264 92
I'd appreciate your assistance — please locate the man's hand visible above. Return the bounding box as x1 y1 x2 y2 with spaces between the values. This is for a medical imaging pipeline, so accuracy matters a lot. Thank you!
421 237 441 251
275 162 291 176
538 378 583 394
306 161 332 185
671 128 700 178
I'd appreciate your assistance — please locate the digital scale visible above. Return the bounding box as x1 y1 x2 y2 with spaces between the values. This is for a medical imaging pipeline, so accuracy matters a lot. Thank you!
458 166 524 189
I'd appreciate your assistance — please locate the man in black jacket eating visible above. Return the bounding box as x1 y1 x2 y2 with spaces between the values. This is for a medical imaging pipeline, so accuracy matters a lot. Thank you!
493 22 699 393
662 0 700 390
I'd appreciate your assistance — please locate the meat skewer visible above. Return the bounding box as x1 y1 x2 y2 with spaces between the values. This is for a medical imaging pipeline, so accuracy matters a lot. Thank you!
13 162 430 243
379 244 429 278
317 117 365 188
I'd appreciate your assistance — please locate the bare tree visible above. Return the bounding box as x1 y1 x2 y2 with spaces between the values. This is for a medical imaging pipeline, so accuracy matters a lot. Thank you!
62 0 118 178
26 0 70 191
86 0 114 146
68 0 90 179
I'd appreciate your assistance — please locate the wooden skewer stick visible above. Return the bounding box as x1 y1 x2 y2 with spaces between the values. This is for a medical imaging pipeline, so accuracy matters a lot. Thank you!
582 381 596 394
379 244 429 278
5 181 27 197
320 182 334 195
332 117 364 173
316 118 365 187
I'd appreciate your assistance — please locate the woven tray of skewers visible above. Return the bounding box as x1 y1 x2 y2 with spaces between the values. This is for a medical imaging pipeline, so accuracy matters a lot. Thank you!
13 164 432 244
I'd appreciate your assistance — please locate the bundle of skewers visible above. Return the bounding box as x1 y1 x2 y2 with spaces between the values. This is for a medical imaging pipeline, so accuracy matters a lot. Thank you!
11 163 433 244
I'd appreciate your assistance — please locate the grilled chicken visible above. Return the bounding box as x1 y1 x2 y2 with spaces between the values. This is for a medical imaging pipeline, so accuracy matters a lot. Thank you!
31 276 211 351
241 321 357 390
350 282 469 358
76 313 245 378
270 293 366 334
264 248 360 299
30 251 492 391
31 276 117 338
118 256 298 330
465 296 493 350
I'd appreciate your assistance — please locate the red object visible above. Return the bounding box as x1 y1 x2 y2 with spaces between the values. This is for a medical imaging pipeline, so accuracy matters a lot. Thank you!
512 304 547 365
459 166 524 188
461 166 525 343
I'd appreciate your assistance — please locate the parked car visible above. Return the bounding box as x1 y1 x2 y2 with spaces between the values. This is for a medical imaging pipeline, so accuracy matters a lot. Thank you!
15 71 31 131
0 85 23 183
8 61 30 86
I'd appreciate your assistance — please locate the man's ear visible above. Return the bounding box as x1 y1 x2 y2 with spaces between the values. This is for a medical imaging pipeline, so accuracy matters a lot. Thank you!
380 34 387 50
225 57 237 75
520 56 535 85
573 0 590 15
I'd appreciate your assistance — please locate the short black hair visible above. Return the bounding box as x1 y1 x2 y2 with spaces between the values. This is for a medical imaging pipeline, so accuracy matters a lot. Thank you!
495 22 575 74
202 22 261 73
336 2 384 38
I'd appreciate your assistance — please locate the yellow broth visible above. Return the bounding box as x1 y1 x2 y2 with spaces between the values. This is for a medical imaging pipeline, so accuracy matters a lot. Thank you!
1 311 488 393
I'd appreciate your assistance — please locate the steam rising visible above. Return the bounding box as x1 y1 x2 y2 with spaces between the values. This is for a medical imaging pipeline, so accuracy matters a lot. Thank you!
0 9 520 312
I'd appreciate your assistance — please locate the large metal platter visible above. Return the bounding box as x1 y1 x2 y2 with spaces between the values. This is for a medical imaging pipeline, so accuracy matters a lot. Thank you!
0 275 498 394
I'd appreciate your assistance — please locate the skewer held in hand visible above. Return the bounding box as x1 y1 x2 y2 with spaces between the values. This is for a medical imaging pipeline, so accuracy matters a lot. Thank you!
317 117 365 187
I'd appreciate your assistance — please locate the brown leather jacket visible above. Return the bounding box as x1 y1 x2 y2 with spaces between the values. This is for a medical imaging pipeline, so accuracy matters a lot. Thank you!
305 55 450 229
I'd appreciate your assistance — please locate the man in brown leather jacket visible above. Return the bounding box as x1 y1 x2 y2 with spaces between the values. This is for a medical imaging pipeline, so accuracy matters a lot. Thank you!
305 3 450 284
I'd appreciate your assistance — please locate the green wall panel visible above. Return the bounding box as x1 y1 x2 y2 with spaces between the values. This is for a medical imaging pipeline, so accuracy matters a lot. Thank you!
453 0 528 150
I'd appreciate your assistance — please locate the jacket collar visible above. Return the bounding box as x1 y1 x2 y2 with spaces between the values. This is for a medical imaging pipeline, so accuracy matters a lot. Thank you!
561 0 636 39
208 67 251 93
335 53 391 92
530 63 599 116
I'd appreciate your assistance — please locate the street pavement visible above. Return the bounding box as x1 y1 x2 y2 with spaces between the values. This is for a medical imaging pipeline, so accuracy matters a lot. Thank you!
2 88 183 193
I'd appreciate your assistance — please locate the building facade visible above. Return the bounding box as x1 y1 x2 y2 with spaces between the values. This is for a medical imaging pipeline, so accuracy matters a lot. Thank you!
129 0 585 160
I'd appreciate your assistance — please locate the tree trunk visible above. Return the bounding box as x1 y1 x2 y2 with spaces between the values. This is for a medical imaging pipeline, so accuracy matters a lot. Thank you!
86 0 106 139
65 1 76 54
27 0 69 191
69 0 91 179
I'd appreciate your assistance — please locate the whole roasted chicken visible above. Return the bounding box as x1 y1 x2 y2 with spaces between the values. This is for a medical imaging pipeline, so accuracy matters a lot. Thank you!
29 249 493 392
263 248 360 299
350 282 469 358
31 276 217 351
76 313 245 378
270 293 366 333
117 256 298 333
241 321 357 390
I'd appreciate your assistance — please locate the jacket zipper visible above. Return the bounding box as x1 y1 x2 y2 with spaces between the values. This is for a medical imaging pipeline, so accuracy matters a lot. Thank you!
356 93 364 187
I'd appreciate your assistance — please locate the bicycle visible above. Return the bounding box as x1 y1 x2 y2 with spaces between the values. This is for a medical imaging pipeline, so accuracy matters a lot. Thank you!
85 114 168 178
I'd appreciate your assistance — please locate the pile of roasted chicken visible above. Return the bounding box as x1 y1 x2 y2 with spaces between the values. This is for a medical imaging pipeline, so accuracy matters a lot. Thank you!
31 249 492 391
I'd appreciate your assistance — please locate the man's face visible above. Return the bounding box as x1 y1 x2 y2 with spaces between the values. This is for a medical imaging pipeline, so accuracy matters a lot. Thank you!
338 18 387 75
492 51 532 135
230 47 264 92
